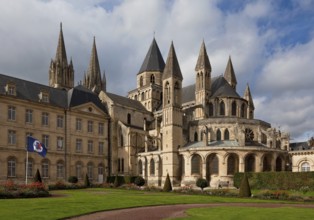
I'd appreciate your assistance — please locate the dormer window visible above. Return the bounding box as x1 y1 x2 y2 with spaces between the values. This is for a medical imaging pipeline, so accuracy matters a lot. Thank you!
5 83 16 96
39 91 49 103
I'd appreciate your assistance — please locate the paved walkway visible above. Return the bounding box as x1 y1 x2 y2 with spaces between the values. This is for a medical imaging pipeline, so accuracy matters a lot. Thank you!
66 203 314 220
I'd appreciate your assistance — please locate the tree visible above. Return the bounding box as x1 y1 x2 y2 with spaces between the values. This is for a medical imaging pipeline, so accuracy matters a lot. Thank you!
163 173 172 192
239 173 251 197
134 176 145 187
34 169 42 183
68 176 78 184
196 178 208 192
84 174 91 187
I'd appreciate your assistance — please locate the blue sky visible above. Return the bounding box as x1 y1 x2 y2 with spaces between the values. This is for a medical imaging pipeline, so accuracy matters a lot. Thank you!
0 0 313 142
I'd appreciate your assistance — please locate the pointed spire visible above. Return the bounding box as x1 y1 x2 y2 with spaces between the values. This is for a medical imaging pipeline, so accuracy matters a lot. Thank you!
102 70 106 92
244 83 255 109
86 36 102 93
138 38 165 74
55 22 68 66
224 56 237 89
162 41 183 80
195 40 211 72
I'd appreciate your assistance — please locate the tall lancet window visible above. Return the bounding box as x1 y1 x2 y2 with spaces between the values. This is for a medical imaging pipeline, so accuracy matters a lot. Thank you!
220 101 225 116
174 81 180 104
165 82 170 104
150 74 155 84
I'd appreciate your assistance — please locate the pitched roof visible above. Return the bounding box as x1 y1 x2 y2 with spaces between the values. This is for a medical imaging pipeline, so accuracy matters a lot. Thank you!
67 85 107 112
106 92 148 112
138 38 165 74
162 42 183 80
55 23 68 66
195 41 211 72
182 76 241 104
0 73 67 108
243 84 255 109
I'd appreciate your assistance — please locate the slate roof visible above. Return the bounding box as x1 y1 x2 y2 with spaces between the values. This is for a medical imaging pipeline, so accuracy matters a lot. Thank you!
0 73 107 113
182 76 241 104
106 92 148 112
138 38 165 74
162 42 183 80
195 41 211 72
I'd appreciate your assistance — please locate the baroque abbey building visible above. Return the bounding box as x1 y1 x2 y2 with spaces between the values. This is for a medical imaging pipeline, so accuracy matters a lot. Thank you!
0 25 291 186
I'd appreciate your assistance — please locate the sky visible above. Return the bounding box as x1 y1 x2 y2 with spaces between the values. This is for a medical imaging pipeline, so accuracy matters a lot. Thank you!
0 0 313 142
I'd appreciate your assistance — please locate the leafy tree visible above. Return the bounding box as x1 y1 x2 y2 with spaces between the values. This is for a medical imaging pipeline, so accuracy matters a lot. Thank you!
34 169 42 183
163 173 172 192
196 178 209 192
84 174 91 187
239 172 251 197
134 176 145 187
68 176 78 184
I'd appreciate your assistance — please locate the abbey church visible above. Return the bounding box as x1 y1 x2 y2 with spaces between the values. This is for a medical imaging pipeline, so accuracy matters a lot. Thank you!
0 24 291 187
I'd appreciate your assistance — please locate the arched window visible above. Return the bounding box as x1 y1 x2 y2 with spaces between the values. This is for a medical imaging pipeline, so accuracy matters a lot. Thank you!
200 72 203 89
231 101 237 116
301 162 310 172
119 127 124 147
207 154 219 176
208 103 214 116
174 81 180 104
261 133 267 144
140 76 143 87
134 95 137 100
98 163 104 176
196 73 200 90
216 129 221 141
263 155 272 171
276 157 282 171
165 82 170 104
220 101 225 116
227 154 238 175
194 132 198 142
150 158 155 176
224 129 229 140
245 154 255 172
138 160 143 175
127 113 131 125
57 160 64 178
150 74 155 84
7 157 16 177
141 92 144 101
191 154 201 175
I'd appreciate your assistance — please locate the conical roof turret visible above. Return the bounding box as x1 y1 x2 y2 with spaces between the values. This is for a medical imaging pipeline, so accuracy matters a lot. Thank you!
244 83 255 109
138 38 165 74
195 40 211 72
162 42 183 80
224 56 237 89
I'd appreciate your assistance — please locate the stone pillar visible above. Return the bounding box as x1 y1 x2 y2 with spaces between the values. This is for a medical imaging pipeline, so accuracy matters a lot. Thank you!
238 156 245 172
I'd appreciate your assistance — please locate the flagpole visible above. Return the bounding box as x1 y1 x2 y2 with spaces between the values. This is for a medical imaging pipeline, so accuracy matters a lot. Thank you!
26 150 28 185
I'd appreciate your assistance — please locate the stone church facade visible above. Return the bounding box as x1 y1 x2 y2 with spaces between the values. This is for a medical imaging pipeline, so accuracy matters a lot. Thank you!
0 24 290 186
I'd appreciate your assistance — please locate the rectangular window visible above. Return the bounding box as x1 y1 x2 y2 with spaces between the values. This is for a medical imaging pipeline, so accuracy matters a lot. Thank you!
42 161 49 178
76 164 82 179
87 120 93 133
88 140 93 153
42 112 49 126
57 136 63 150
8 106 16 121
8 85 16 95
25 109 33 124
42 135 49 148
87 164 93 180
98 142 104 155
7 159 16 177
27 160 33 177
57 163 64 178
57 115 64 128
42 93 49 103
98 123 104 135
76 118 82 131
8 130 16 145
76 139 82 152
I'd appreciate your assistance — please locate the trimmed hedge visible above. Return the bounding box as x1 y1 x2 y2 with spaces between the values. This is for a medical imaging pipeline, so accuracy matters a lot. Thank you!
234 172 314 190
106 175 139 185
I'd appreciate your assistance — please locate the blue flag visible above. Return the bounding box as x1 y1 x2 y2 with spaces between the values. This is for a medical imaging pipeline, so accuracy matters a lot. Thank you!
27 136 47 157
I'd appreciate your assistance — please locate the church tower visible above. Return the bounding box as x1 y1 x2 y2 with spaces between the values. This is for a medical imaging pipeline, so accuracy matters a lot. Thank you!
244 84 255 119
83 37 105 94
161 42 183 185
224 56 237 90
128 38 165 111
49 23 74 89
195 41 211 119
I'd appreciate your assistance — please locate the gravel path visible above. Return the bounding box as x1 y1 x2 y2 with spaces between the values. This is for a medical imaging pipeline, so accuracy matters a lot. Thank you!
66 203 314 220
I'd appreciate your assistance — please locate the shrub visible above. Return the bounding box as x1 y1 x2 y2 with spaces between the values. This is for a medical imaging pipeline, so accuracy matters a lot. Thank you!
134 176 145 187
239 173 251 197
196 178 209 192
68 176 78 184
84 174 91 187
34 169 42 183
113 175 120 187
163 173 172 192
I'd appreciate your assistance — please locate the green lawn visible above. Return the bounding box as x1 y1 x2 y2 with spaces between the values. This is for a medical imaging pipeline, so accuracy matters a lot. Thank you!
0 188 312 220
